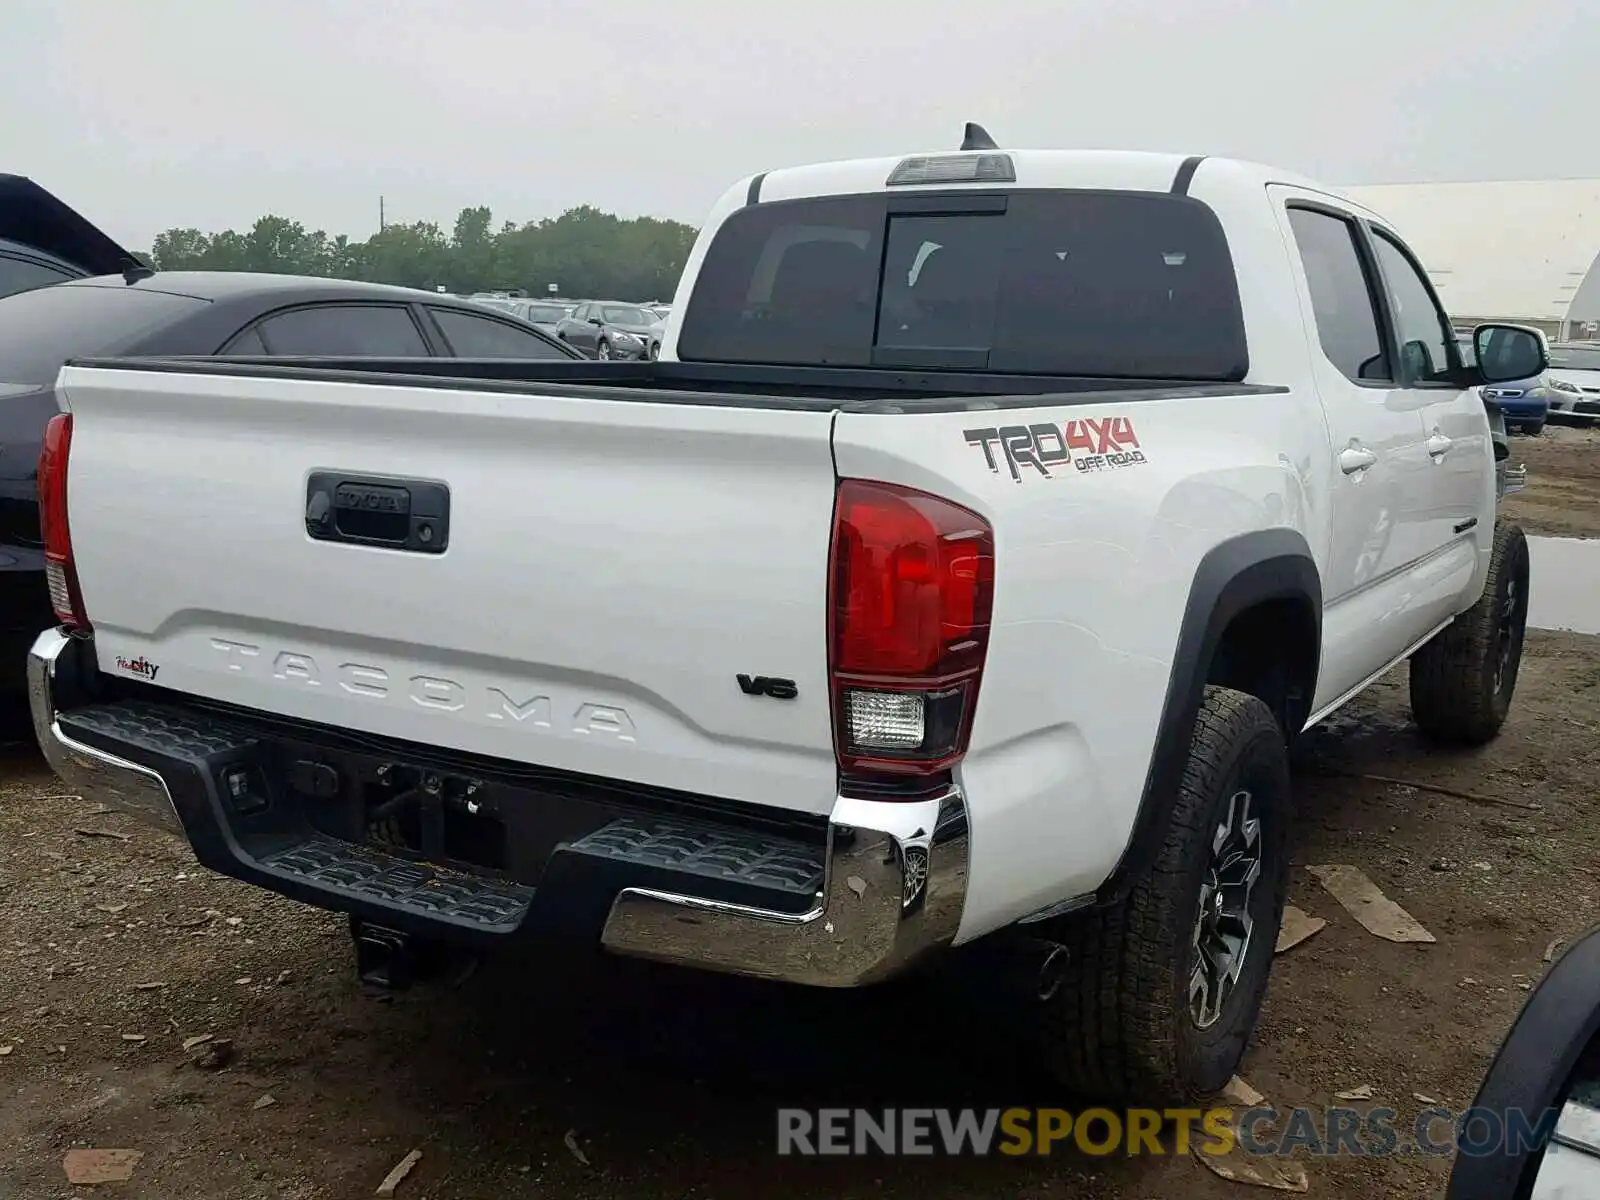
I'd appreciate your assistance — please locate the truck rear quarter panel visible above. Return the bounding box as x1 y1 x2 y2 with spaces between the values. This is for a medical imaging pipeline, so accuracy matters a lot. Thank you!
833 386 1329 941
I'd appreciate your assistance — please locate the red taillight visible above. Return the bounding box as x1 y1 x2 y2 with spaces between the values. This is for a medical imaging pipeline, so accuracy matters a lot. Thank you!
829 479 994 778
38 412 90 631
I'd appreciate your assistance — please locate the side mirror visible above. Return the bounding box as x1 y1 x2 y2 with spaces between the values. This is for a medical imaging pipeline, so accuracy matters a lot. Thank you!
1475 322 1549 384
587 316 603 326
1446 923 1600 1198
1401 339 1438 381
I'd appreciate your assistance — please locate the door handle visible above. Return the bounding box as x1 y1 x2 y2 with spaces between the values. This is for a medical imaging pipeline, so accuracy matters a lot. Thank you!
1339 445 1377 475
1427 432 1454 458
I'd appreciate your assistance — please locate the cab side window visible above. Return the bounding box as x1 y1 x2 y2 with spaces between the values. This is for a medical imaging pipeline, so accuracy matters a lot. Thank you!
1369 231 1455 385
1286 208 1390 384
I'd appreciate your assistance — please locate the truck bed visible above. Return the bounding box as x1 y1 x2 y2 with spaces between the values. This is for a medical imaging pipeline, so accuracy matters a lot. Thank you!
68 354 1287 413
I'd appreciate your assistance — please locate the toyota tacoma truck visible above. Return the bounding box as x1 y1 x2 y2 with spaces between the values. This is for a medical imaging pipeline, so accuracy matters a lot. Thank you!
27 128 1541 1102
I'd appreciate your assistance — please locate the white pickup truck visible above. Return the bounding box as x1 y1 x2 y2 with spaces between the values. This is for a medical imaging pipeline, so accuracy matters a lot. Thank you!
28 129 1542 1102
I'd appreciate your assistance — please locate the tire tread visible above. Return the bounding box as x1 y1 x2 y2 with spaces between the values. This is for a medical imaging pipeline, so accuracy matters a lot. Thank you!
1409 521 1528 746
1039 687 1288 1100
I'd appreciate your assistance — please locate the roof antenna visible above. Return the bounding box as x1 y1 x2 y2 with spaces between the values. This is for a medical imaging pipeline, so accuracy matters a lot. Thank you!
961 122 999 151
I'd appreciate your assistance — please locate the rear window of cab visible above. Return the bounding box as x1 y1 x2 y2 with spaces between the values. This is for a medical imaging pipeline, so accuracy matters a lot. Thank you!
676 189 1248 381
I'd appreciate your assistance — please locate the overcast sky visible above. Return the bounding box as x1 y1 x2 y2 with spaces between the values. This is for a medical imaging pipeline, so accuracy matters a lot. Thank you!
5 0 1595 250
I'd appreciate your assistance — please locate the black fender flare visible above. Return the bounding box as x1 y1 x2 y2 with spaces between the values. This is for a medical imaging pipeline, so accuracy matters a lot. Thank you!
1095 528 1322 907
1444 922 1600 1199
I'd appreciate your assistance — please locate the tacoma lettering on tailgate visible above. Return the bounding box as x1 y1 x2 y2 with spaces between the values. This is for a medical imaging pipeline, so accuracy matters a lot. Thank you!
963 416 1147 482
206 639 637 742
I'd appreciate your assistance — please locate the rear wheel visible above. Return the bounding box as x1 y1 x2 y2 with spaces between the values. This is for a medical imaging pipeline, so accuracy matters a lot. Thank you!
1409 521 1530 745
1032 686 1292 1101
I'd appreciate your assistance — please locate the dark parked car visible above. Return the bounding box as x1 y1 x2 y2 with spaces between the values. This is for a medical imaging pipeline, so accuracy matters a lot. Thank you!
554 301 664 360
0 267 581 695
0 174 145 299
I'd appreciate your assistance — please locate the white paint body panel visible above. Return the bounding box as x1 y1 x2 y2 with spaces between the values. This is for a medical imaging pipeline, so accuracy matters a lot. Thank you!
56 149 1503 947
59 368 842 815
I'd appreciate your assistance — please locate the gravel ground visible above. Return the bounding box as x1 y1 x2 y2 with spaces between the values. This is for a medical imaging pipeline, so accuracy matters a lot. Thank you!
1 433 1596 1199
1502 422 1600 538
4 635 1598 1200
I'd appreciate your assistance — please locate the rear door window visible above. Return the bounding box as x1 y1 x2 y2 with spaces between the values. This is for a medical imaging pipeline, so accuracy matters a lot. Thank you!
677 189 1248 380
1286 207 1391 383
428 307 570 358
255 304 430 355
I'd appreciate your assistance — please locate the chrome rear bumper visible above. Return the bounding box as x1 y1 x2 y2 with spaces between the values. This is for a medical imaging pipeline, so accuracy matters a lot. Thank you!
28 628 183 837
600 787 969 986
27 627 969 987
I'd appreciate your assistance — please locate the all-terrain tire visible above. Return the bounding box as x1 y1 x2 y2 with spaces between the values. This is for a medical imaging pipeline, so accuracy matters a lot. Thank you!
1409 521 1530 746
1034 686 1292 1102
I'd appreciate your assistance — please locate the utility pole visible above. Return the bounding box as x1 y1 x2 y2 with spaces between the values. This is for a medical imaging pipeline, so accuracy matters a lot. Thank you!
379 196 385 231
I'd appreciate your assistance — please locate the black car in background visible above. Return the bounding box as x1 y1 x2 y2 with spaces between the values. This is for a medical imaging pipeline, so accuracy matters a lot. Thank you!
0 174 145 298
0 268 581 695
554 300 664 360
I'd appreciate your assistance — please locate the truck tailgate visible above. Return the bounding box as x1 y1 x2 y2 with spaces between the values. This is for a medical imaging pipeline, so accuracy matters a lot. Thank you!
57 365 841 815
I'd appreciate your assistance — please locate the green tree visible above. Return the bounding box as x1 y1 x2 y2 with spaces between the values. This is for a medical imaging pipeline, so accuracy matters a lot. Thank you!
242 216 329 276
146 204 699 300
450 205 498 292
149 228 209 269
361 220 452 290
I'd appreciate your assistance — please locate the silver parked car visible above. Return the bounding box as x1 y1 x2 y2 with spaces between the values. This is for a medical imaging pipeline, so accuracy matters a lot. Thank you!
506 300 570 335
1545 342 1600 423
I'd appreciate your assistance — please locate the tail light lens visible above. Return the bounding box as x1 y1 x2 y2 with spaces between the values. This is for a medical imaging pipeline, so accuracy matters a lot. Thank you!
38 412 90 631
829 479 994 778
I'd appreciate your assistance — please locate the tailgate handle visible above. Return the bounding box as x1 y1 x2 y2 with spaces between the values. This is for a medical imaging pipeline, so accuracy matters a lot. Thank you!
305 472 450 554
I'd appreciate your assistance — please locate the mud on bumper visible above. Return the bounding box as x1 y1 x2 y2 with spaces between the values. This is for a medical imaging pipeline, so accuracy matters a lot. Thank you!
28 629 969 987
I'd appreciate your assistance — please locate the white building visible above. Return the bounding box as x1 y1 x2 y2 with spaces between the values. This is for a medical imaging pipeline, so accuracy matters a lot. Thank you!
1341 179 1600 339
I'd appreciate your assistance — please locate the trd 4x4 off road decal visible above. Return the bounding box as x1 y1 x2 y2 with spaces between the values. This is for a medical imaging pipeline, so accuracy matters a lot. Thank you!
963 416 1147 482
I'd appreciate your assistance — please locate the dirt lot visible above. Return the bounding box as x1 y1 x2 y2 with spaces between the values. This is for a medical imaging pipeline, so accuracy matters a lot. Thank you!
1502 422 1600 538
1 431 1596 1200
6 638 1600 1200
